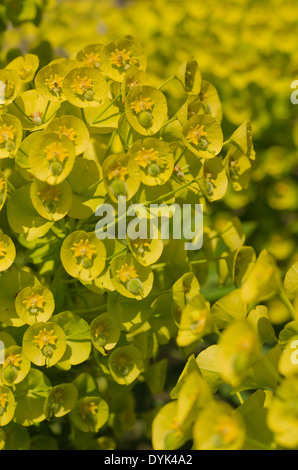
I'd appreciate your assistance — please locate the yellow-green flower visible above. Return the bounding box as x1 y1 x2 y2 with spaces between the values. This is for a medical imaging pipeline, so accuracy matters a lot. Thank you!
33 328 58 350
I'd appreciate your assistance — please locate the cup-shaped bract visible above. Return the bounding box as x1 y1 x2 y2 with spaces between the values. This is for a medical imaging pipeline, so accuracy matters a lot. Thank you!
45 115 90 156
198 157 228 202
0 171 7 212
0 114 23 159
0 233 16 272
6 54 39 83
63 67 108 108
29 132 76 185
193 402 246 450
177 294 214 347
70 396 109 433
152 401 191 450
125 85 168 136
22 321 67 367
0 385 15 426
176 59 202 95
90 313 121 355
102 152 141 202
76 44 104 69
0 345 31 386
30 179 72 222
35 60 79 102
128 138 175 186
44 383 78 419
199 80 223 123
183 114 223 159
217 320 261 387
127 236 164 267
0 69 21 106
60 230 106 282
225 145 252 192
9 89 60 130
110 253 154 300
100 38 147 82
15 285 55 325
108 344 144 385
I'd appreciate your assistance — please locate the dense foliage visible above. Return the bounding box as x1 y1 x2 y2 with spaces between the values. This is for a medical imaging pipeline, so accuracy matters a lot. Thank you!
0 0 297 451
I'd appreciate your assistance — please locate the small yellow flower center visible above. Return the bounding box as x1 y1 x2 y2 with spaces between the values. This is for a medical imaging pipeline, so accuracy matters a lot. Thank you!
71 239 97 260
71 75 93 96
29 110 44 124
45 74 64 96
236 333 255 353
23 292 46 311
215 415 239 446
116 264 138 283
38 185 61 203
110 48 131 68
56 125 76 142
44 142 69 163
186 124 207 146
82 52 101 68
135 147 160 168
130 95 154 114
190 309 208 333
33 328 58 350
19 67 32 80
3 80 15 98
107 163 128 181
0 241 6 257
0 123 15 144
78 401 98 420
3 353 22 369
0 391 8 409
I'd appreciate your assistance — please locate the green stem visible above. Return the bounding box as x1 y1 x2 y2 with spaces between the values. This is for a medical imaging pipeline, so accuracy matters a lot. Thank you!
158 75 176 90
12 101 33 123
279 287 296 318
175 145 187 165
92 93 121 124
41 101 50 124
72 304 107 314
104 129 117 158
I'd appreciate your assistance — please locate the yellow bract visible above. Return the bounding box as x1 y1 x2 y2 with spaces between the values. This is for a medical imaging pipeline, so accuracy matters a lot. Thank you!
116 264 138 283
0 178 5 192
33 328 58 350
71 75 93 95
130 95 154 114
71 239 96 260
0 241 5 257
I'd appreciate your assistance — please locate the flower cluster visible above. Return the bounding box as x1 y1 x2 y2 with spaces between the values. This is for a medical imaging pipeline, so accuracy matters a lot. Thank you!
0 36 297 451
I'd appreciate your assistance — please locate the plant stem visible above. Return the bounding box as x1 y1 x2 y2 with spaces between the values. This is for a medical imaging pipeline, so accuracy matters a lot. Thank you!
279 287 296 318
92 93 121 124
158 75 176 90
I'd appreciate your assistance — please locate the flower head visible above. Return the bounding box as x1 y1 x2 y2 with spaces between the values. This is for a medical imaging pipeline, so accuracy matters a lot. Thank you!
33 328 58 350
45 74 64 96
0 391 8 409
130 95 154 114
23 292 46 311
82 52 101 68
45 142 69 163
3 353 22 369
0 123 15 145
78 400 98 420
135 147 160 168
116 263 138 283
110 49 131 68
38 185 61 203
71 75 93 96
214 415 240 446
186 124 207 146
107 163 128 181
56 125 76 142
71 239 97 260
